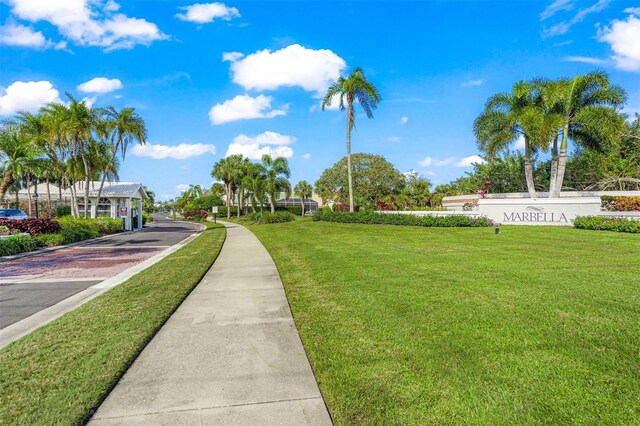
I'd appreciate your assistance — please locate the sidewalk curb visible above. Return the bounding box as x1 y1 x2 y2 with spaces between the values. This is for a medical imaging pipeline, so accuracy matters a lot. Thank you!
0 221 206 349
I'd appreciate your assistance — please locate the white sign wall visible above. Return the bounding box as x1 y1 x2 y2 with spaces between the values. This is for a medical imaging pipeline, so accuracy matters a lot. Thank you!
477 198 602 226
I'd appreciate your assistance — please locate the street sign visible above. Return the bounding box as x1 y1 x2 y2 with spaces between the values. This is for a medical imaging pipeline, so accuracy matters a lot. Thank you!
211 206 218 214
119 206 128 218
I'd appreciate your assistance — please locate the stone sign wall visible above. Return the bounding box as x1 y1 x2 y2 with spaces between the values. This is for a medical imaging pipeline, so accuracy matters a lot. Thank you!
477 198 602 226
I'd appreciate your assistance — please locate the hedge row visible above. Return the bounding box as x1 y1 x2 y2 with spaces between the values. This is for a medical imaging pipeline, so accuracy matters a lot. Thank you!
573 216 640 233
0 235 39 256
57 216 123 235
248 211 297 224
313 210 493 227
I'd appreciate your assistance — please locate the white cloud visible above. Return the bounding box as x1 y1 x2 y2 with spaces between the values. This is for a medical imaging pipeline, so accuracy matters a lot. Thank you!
225 44 347 95
400 116 409 124
6 0 167 51
0 81 61 116
540 0 574 20
209 94 287 125
515 135 526 150
599 14 640 71
418 156 457 167
418 156 481 168
461 79 485 87
424 170 437 176
77 77 123 94
562 56 608 65
542 0 610 38
131 143 216 160
222 51 243 62
81 96 97 108
176 2 240 23
225 131 295 160
176 184 190 192
303 153 311 160
386 136 400 143
624 7 640 15
0 19 64 49
456 155 486 167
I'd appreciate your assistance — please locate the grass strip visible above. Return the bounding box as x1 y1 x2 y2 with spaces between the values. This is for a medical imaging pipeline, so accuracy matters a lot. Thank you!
246 219 640 425
0 222 225 425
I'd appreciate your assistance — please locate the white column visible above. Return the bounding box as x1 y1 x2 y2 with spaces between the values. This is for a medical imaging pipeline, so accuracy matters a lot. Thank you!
137 198 143 230
110 198 117 219
90 198 98 218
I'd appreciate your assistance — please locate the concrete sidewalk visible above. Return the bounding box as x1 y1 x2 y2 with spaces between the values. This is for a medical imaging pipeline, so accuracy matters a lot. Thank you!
90 221 332 425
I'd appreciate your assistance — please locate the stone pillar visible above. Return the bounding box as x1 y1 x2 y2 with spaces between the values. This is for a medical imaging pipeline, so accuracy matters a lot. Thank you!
137 198 143 230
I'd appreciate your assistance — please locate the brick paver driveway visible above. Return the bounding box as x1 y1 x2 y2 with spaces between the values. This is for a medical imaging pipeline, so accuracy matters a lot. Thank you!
0 216 200 329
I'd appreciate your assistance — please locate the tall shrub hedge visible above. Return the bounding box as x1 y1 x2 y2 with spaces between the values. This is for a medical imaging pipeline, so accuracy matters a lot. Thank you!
313 210 492 227
0 234 38 256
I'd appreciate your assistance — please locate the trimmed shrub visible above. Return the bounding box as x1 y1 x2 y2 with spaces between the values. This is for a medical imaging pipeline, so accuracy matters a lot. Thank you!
54 205 72 218
573 216 640 233
0 234 38 256
0 218 60 236
275 206 303 216
61 228 99 244
252 211 296 224
313 210 493 227
56 217 122 235
601 196 640 212
216 206 238 217
35 233 65 247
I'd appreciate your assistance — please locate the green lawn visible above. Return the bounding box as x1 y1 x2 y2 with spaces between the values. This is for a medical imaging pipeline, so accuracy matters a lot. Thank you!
0 222 225 425
246 220 640 425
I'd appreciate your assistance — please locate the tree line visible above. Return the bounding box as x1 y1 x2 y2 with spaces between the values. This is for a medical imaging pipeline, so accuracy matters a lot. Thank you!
0 94 147 217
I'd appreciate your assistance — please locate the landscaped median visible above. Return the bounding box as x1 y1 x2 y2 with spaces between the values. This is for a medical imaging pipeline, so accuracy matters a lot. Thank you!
0 221 225 425
244 219 640 424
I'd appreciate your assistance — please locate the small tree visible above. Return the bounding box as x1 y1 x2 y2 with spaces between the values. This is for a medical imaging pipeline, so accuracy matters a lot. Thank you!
294 181 313 216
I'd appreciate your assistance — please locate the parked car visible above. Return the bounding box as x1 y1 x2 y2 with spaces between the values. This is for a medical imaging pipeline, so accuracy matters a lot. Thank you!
0 209 29 219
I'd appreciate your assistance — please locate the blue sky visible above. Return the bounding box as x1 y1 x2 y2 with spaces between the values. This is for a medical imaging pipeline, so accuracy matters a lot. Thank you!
1 0 639 200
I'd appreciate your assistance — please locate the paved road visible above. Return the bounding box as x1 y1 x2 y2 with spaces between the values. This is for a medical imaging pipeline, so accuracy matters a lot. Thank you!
90 221 332 425
0 216 200 329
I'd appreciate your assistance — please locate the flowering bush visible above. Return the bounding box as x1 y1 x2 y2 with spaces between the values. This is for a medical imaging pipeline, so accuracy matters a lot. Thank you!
200 210 208 219
601 196 640 212
0 225 20 236
574 216 639 233
0 218 61 236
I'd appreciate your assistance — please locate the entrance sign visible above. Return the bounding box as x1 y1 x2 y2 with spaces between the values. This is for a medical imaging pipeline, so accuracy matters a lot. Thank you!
119 206 128 218
211 206 218 214
477 198 601 226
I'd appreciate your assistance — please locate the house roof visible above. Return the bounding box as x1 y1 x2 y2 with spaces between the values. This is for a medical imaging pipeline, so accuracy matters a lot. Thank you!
70 182 149 200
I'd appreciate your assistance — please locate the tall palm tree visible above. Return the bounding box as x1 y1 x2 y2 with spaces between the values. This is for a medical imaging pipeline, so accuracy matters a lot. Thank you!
474 80 563 198
212 154 244 218
242 162 266 213
261 154 290 213
322 67 381 212
95 107 147 211
549 71 626 197
294 181 313 216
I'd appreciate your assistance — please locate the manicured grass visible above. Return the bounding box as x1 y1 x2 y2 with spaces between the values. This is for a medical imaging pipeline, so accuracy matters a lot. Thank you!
246 220 640 425
0 222 225 425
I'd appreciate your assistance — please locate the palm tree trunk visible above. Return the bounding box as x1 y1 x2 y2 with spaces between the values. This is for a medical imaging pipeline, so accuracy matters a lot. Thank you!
15 183 19 209
346 103 355 213
26 173 33 216
524 140 536 199
80 152 91 218
270 192 275 214
552 123 570 198
46 177 52 213
0 170 14 200
237 187 242 218
226 182 231 219
95 153 117 218
301 198 304 217
548 135 559 197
